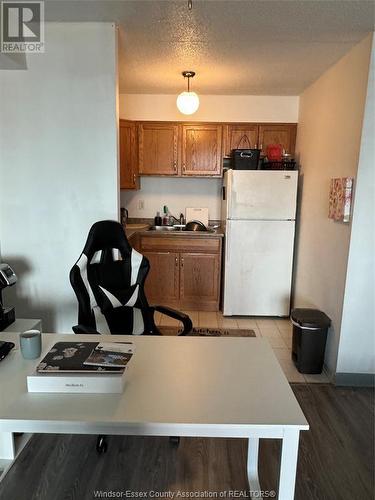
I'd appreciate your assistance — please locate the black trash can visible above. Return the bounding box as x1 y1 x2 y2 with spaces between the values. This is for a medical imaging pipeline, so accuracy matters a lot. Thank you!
291 308 331 374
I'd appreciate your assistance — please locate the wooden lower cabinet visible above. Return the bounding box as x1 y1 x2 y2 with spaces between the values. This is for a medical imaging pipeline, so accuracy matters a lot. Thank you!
127 232 141 252
140 236 222 311
143 252 180 305
180 253 220 310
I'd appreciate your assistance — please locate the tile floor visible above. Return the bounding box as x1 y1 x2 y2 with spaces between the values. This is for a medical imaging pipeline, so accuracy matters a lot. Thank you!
155 310 330 384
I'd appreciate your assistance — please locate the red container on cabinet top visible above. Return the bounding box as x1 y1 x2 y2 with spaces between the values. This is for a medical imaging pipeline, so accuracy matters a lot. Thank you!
266 144 283 161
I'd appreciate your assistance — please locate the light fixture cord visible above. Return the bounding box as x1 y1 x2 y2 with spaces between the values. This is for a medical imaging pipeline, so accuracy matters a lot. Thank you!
187 75 190 92
188 0 192 11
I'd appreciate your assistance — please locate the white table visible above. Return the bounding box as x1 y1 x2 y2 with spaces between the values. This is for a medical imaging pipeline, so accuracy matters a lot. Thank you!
0 333 308 499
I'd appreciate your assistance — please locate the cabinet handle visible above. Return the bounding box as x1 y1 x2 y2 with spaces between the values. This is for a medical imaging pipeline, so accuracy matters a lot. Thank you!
182 164 186 172
181 257 184 268
173 161 177 171
133 173 136 184
260 143 263 150
175 256 178 266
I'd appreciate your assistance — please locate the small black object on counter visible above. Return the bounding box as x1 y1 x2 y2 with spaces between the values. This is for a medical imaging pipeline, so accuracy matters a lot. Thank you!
154 211 162 226
120 207 128 227
0 341 15 361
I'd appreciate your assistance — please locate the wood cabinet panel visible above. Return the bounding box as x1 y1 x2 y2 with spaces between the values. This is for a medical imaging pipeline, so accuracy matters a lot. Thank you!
138 123 178 175
140 236 222 311
120 120 297 178
180 253 220 308
224 124 259 156
143 252 180 304
258 124 297 155
140 236 220 254
120 120 138 189
128 232 141 252
120 121 297 178
181 124 222 176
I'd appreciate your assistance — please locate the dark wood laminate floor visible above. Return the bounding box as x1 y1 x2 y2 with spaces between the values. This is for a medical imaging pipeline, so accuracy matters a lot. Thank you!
0 384 373 500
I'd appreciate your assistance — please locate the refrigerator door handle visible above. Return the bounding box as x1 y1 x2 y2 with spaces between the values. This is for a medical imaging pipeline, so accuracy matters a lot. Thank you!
222 186 226 201
225 224 231 264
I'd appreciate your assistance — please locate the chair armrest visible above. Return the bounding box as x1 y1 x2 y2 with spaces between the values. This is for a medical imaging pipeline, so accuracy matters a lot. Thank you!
152 306 193 336
72 324 100 335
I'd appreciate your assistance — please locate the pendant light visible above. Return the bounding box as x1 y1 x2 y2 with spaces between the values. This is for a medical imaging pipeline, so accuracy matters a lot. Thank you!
176 71 200 115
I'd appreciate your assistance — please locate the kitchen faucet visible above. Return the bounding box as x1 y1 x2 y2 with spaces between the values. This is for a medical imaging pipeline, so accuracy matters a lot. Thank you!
168 213 185 225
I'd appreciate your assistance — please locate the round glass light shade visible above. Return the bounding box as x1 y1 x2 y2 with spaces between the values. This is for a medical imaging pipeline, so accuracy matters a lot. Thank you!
176 91 200 115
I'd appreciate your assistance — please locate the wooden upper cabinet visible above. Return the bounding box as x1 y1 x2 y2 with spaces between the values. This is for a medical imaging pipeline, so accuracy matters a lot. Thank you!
138 122 179 175
119 120 138 190
122 121 297 179
181 124 222 176
258 124 297 155
224 124 259 156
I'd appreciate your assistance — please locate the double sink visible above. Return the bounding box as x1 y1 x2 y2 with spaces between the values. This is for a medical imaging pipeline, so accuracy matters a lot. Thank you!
149 225 215 233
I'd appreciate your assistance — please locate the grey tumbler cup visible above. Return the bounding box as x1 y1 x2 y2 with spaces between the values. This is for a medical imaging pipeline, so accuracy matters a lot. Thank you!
20 330 42 360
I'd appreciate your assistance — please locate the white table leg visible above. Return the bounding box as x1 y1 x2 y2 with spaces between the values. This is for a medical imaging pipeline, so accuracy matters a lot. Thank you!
247 438 261 499
278 428 300 500
0 432 15 460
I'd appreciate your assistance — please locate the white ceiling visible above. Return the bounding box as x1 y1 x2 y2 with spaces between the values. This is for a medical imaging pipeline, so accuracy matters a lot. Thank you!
46 0 375 95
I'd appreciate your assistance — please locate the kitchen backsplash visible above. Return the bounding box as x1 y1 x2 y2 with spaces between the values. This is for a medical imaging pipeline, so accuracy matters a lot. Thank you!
121 177 222 219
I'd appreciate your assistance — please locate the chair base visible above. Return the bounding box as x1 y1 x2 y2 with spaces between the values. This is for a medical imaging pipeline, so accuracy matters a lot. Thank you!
96 435 108 454
169 436 180 447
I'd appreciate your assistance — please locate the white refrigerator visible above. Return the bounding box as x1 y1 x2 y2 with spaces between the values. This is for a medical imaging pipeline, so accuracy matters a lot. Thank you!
222 170 298 316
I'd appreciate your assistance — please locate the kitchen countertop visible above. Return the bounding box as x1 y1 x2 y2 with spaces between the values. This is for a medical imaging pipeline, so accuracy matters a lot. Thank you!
125 223 224 240
125 223 150 239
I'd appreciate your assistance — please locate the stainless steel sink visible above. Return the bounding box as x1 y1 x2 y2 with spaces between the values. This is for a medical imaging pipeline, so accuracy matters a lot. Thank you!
148 225 182 231
148 225 216 233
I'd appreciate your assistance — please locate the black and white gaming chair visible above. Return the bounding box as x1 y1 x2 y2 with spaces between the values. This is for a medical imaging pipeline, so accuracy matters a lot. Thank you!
70 220 192 336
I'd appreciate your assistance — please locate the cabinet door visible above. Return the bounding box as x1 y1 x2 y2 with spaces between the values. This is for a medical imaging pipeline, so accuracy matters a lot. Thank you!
182 124 222 176
224 124 259 156
120 120 138 189
143 252 180 305
258 124 297 155
180 253 220 310
138 123 179 175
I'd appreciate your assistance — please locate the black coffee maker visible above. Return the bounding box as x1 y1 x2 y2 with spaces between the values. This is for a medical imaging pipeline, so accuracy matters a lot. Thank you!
0 263 17 331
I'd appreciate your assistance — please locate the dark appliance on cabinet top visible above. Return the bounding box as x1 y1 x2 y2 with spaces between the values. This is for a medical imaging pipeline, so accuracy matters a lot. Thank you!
231 148 261 170
0 263 17 331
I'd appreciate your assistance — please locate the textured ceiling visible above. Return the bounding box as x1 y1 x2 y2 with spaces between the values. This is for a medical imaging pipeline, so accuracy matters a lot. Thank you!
45 1 375 95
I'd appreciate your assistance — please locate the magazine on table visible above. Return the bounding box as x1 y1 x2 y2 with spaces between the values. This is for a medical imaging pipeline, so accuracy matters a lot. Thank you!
36 342 134 374
83 342 135 368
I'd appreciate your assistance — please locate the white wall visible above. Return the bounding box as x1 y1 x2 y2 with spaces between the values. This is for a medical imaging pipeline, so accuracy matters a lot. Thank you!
337 37 375 375
120 93 299 218
293 34 373 375
120 94 299 122
122 177 222 220
0 23 119 333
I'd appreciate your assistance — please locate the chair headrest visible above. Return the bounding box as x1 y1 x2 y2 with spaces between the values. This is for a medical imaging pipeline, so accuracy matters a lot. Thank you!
82 220 131 260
